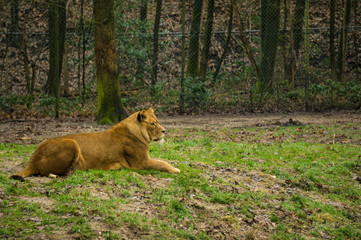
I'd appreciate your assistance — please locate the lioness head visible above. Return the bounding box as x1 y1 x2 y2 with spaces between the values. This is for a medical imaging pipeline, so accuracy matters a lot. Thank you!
137 108 165 142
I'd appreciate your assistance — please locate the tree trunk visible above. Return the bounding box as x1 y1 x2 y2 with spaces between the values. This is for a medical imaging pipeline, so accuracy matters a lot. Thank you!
3 30 9 94
284 0 296 86
46 0 66 98
186 0 203 78
179 0 186 114
77 0 83 95
282 0 290 82
199 0 215 82
151 0 162 96
136 0 149 84
31 62 37 94
94 0 128 124
231 0 259 76
337 0 351 81
63 42 70 96
352 0 359 75
22 30 31 94
259 0 281 90
292 0 305 56
213 4 233 82
305 0 310 111
329 0 336 80
46 0 66 118
8 0 22 48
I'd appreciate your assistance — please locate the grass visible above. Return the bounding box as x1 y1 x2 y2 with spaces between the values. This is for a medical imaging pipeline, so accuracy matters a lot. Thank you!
1 122 361 239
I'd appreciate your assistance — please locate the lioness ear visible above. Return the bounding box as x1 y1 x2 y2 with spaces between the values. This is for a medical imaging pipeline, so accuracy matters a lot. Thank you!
148 108 154 113
137 110 146 122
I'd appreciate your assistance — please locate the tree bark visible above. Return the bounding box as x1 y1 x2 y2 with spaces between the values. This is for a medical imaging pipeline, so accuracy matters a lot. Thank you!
94 0 128 124
337 0 351 81
22 30 31 94
136 0 149 84
259 0 281 90
213 4 233 82
329 0 336 80
199 0 215 82
231 0 259 76
186 0 203 78
151 0 162 96
292 0 305 56
46 0 66 98
284 0 296 86
179 0 186 114
305 0 310 111
63 42 70 96
31 62 37 94
9 0 22 48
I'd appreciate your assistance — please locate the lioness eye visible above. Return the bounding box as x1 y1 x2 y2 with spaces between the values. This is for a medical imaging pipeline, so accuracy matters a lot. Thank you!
151 123 156 126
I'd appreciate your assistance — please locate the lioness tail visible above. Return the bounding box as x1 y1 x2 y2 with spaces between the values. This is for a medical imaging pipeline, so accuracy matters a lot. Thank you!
10 166 34 182
10 175 26 182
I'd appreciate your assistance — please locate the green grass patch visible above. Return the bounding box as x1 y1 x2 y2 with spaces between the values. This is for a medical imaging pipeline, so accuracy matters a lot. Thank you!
1 122 361 239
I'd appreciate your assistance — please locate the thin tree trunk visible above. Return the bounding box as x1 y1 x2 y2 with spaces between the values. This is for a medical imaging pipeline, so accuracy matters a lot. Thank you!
213 4 233 82
3 27 9 94
199 0 215 82
9 0 22 48
151 0 162 96
292 0 305 55
22 30 31 94
179 0 186 115
46 0 66 98
77 0 83 95
329 0 336 80
338 0 351 82
305 0 310 111
286 0 296 86
231 0 259 76
352 0 359 75
186 0 203 77
47 0 66 118
259 0 281 89
136 0 148 84
63 42 70 96
82 1 86 95
282 0 289 81
31 62 37 94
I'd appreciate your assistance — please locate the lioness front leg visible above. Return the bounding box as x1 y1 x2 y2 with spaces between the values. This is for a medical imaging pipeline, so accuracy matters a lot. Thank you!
143 159 180 173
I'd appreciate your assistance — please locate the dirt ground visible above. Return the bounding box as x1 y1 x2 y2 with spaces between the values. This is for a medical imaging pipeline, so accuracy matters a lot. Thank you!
1 111 360 145
1 111 360 239
1 111 360 174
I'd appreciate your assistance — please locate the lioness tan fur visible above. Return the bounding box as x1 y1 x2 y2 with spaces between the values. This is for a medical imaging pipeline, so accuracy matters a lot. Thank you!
11 108 180 181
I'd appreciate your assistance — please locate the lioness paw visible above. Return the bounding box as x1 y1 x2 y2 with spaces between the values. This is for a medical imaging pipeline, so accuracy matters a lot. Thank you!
172 168 181 174
48 173 58 179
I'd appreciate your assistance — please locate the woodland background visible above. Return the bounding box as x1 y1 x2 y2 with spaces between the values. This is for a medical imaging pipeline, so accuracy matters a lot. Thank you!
0 0 360 120
1 1 361 239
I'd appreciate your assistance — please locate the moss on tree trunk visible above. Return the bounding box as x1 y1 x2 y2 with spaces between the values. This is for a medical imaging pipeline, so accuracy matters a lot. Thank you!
94 0 127 124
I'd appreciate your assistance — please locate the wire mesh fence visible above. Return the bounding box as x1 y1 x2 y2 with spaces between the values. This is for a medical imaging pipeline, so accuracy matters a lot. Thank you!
0 0 360 114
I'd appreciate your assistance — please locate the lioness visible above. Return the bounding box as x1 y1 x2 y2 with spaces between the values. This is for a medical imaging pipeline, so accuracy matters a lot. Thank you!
11 108 180 181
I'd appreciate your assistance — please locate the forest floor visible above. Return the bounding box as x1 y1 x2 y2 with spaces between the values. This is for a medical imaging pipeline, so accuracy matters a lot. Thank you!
1 111 361 239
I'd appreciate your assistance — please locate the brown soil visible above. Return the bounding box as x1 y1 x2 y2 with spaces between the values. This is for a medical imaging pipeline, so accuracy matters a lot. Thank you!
1 111 360 239
1 111 360 144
